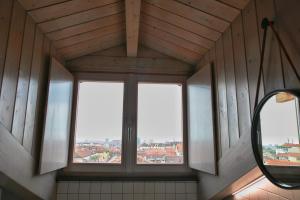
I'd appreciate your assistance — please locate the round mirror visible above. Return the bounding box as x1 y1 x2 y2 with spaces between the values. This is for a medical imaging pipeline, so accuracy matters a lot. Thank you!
252 90 300 189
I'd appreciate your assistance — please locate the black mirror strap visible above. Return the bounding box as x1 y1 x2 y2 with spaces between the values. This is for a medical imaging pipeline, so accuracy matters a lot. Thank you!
254 18 269 109
254 18 300 110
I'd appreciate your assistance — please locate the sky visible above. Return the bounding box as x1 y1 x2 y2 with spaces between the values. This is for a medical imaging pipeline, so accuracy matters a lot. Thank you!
260 94 300 145
75 82 183 143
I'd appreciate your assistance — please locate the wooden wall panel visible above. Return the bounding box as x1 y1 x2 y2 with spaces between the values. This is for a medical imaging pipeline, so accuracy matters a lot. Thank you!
0 0 13 92
12 16 35 143
231 14 251 138
215 38 229 156
242 0 264 115
23 28 44 153
222 27 239 146
0 1 26 131
196 0 300 199
31 37 51 157
67 45 194 75
275 0 300 89
0 1 62 199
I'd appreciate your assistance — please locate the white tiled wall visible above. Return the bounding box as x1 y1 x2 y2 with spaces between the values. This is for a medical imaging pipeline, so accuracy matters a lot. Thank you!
56 181 198 200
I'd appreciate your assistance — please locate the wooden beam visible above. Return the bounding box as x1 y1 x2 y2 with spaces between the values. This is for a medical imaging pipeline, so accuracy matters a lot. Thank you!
67 55 194 75
125 0 141 57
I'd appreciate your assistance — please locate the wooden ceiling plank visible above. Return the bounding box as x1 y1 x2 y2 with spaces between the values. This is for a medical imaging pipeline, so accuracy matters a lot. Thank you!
67 55 193 75
18 0 70 10
140 32 201 65
58 32 125 60
142 2 220 41
28 0 120 23
217 0 250 10
176 0 240 22
141 14 214 49
125 0 141 57
141 23 207 55
46 13 124 41
143 0 229 32
38 2 124 33
54 23 125 49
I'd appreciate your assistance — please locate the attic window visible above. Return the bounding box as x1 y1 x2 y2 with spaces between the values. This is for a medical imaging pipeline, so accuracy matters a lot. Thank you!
137 83 184 164
73 81 124 164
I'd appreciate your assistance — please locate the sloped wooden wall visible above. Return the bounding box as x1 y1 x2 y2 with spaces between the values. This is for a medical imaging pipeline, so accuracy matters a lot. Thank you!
0 0 62 198
195 0 300 199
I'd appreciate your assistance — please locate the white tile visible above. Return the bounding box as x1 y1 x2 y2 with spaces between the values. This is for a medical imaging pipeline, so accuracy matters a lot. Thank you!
123 182 134 193
155 182 165 193
57 194 68 200
78 194 89 200
90 182 101 194
101 182 112 194
185 182 197 194
155 193 165 200
112 194 122 200
175 182 186 194
186 194 197 200
134 182 144 193
176 193 186 200
68 194 79 200
90 194 100 200
57 182 69 193
111 182 123 193
166 193 175 199
68 182 80 194
144 193 154 200
79 182 90 193
123 193 133 200
101 194 111 200
134 193 144 199
165 182 175 194
144 182 155 193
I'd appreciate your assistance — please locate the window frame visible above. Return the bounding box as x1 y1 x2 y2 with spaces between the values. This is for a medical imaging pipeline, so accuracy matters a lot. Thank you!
67 73 129 173
132 75 189 173
65 73 192 175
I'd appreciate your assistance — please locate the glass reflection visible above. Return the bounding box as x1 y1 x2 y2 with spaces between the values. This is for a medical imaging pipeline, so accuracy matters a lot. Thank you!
260 92 300 167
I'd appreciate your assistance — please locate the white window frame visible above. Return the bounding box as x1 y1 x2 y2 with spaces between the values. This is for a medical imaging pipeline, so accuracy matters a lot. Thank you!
65 73 192 176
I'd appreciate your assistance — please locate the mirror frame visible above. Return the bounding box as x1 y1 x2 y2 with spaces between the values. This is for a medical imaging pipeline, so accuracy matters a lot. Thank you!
251 89 300 189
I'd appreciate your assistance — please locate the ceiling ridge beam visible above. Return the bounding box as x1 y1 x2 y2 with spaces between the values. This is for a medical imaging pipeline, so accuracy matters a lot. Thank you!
125 0 141 57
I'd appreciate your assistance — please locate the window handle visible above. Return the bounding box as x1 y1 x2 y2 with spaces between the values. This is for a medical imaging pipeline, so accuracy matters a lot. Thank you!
128 127 132 141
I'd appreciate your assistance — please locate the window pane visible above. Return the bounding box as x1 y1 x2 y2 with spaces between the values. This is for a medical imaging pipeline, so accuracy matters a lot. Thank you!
73 82 124 164
137 83 184 164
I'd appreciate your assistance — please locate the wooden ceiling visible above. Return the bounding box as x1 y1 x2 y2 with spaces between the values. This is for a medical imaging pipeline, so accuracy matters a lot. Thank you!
18 0 250 65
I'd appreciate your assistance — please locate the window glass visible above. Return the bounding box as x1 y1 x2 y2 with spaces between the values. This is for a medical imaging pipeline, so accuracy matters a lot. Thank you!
73 82 124 164
137 83 184 164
